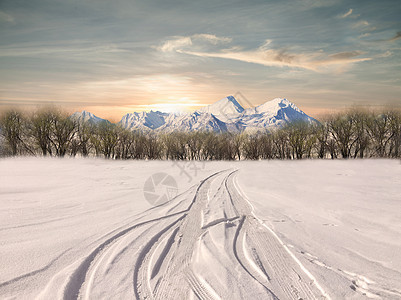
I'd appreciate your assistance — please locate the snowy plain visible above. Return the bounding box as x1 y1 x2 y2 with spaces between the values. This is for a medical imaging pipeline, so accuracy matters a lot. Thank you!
0 158 400 299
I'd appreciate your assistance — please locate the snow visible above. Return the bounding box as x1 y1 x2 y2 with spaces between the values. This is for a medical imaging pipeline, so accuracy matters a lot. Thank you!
157 111 228 133
241 98 318 132
70 111 106 124
246 98 301 115
198 95 245 120
1 158 399 299
238 159 401 299
119 111 168 131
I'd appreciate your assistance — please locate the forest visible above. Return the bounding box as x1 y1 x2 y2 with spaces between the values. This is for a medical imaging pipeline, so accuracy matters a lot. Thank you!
1 107 400 160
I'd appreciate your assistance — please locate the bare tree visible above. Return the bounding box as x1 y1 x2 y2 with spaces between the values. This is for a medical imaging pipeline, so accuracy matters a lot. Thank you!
0 134 6 156
114 127 135 159
387 110 401 158
258 133 275 159
243 135 260 160
273 129 289 159
348 109 369 158
232 132 246 160
94 121 119 159
186 131 204 160
217 133 236 160
75 122 94 157
50 112 77 157
204 132 221 160
314 123 329 159
30 109 55 156
0 110 27 155
286 122 316 159
366 112 392 157
327 113 357 159
162 132 187 160
145 133 163 159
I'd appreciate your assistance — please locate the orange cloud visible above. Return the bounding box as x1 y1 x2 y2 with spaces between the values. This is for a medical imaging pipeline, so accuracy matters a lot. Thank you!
160 36 372 72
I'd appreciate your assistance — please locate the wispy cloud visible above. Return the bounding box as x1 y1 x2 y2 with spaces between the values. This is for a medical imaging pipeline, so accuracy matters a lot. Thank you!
0 42 128 57
359 33 371 39
352 20 370 28
159 37 192 53
158 34 232 52
340 9 353 18
314 51 371 66
159 35 371 72
388 31 401 41
0 11 14 24
298 0 340 9
376 51 392 58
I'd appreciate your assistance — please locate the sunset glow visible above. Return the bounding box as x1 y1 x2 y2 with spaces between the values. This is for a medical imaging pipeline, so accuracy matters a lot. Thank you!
0 0 400 118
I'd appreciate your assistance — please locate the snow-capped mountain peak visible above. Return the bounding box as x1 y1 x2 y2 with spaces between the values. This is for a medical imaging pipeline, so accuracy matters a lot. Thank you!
246 98 297 114
70 111 105 124
198 95 244 117
119 110 168 130
241 98 317 132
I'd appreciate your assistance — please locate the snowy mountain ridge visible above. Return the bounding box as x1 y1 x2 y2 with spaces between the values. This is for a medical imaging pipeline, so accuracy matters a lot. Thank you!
72 96 317 132
120 111 168 131
70 110 107 124
198 95 245 119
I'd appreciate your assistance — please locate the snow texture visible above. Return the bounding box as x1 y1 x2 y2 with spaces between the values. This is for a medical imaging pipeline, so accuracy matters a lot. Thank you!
1 158 399 299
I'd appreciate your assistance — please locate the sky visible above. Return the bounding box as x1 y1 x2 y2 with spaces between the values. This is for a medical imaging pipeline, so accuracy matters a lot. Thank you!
0 0 400 120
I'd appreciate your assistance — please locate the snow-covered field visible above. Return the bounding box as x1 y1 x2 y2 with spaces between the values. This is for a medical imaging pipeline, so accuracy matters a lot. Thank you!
0 158 400 299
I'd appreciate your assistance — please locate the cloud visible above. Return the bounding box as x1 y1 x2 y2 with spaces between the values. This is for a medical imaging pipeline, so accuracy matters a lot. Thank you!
0 11 14 24
159 35 372 72
159 37 192 52
315 51 371 66
389 31 401 41
359 33 371 39
298 0 340 8
340 9 353 18
376 51 392 58
158 34 232 53
0 42 129 57
352 20 369 28
194 34 232 44
323 51 363 61
181 48 310 69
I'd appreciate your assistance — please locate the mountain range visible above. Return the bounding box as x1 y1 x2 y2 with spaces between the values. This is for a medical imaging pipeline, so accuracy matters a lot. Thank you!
70 110 108 124
71 96 317 133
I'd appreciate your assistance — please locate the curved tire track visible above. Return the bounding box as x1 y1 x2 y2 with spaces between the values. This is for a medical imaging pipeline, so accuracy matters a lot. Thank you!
61 169 327 300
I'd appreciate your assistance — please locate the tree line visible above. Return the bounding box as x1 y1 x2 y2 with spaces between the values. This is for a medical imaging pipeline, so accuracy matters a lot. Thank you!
0 107 400 160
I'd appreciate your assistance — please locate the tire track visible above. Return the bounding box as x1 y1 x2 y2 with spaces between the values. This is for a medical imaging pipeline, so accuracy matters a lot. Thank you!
62 170 225 300
63 210 188 300
229 171 330 299
64 169 328 300
135 171 225 300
